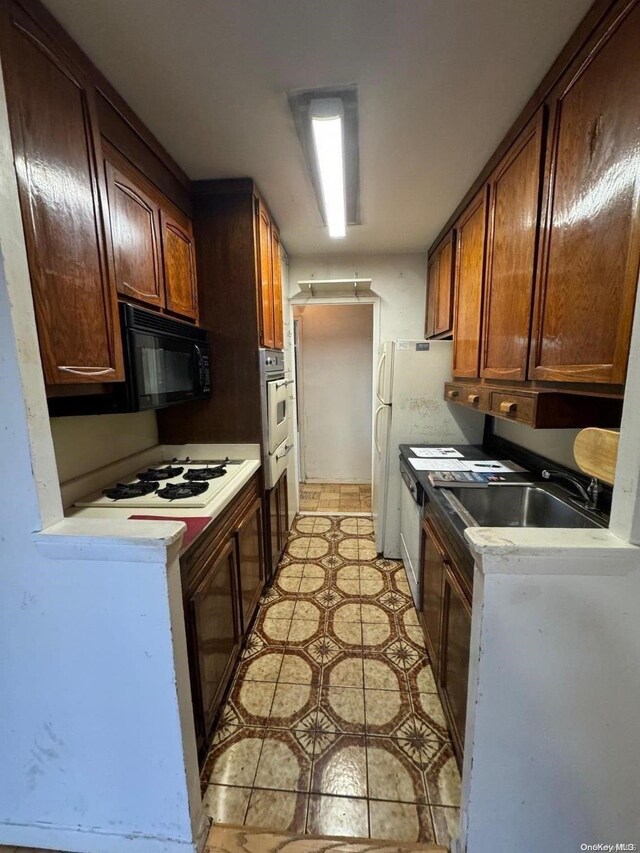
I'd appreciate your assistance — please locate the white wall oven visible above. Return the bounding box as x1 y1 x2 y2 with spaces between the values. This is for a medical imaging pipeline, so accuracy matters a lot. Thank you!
260 348 293 488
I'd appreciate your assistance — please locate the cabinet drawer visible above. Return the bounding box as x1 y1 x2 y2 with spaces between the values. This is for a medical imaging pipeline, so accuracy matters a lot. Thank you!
490 390 535 423
444 383 490 411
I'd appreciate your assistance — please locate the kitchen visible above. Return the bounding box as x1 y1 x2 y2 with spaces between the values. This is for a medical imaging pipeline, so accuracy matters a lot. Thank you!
0 1 639 853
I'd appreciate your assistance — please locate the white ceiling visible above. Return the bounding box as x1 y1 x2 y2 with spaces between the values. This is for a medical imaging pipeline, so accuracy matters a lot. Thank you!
43 0 592 256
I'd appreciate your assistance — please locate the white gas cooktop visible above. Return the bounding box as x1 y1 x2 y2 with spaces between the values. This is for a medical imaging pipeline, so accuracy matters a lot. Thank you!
74 458 248 509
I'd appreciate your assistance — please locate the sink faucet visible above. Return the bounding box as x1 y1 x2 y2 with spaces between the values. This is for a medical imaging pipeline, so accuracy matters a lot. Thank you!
541 469 601 511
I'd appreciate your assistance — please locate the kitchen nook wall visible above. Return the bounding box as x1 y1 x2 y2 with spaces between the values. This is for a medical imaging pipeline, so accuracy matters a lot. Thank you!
288 253 427 341
492 418 581 470
49 411 159 483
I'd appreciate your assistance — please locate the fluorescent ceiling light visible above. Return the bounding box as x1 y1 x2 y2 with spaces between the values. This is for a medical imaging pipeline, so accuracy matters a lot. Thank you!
288 86 360 235
310 98 346 239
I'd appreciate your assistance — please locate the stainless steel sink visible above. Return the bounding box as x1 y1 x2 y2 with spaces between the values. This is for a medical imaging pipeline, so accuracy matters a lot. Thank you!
441 485 605 529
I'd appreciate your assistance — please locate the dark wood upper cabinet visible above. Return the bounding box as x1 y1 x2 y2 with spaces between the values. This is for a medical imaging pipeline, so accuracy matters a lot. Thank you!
271 227 284 351
481 109 545 381
452 188 488 378
425 257 437 339
105 159 164 309
161 207 199 321
529 1 640 385
426 232 456 339
256 199 284 350
1 2 124 385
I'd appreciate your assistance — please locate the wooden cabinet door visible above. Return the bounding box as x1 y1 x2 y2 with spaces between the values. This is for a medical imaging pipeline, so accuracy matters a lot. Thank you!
425 256 438 338
271 227 284 350
278 469 289 553
257 201 275 348
1 4 123 385
434 233 455 337
105 161 164 308
236 497 265 632
188 537 242 742
440 561 472 760
481 110 545 380
160 207 199 321
453 189 488 377
420 517 446 676
530 3 640 385
268 483 280 580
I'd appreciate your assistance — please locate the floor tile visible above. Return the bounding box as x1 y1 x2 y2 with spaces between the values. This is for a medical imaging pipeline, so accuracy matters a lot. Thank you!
323 653 364 689
430 805 461 847
366 737 429 804
268 682 319 729
278 649 321 685
245 788 308 833
306 794 369 837
253 729 313 792
319 685 366 734
234 650 284 684
224 680 277 728
368 800 435 843
201 512 459 840
202 784 251 824
311 734 368 798
201 727 265 787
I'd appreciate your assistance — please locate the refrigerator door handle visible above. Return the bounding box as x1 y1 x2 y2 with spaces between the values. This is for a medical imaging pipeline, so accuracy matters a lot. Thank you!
374 404 386 455
376 351 387 403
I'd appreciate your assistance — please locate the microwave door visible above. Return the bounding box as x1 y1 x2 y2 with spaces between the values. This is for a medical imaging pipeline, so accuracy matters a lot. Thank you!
133 332 198 410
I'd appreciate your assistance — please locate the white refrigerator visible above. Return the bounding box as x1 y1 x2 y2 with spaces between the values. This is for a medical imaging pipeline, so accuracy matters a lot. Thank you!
372 340 485 557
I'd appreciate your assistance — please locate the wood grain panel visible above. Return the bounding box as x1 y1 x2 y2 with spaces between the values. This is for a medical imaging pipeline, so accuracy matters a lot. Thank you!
1 2 123 384
452 189 488 377
161 207 198 321
425 256 438 338
434 233 455 336
257 200 274 348
271 226 284 350
105 159 164 307
530 0 640 384
481 110 545 380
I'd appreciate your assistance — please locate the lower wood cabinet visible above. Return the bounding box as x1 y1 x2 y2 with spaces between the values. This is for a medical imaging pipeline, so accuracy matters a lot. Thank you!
267 469 289 582
419 508 472 767
181 473 265 758
187 537 242 750
439 561 472 757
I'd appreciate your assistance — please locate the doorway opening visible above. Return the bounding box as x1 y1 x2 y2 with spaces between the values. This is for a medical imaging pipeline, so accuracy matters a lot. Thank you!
293 300 375 512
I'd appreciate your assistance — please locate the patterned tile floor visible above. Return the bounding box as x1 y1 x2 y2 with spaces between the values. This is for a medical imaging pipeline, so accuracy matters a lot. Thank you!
201 515 460 847
299 483 372 513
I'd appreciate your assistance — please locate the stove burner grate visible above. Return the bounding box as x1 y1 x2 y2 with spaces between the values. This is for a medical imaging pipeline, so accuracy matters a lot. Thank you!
156 481 209 501
183 464 227 481
103 481 159 501
137 466 184 482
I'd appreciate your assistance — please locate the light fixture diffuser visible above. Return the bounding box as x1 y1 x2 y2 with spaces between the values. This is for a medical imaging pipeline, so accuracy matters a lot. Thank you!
309 98 346 238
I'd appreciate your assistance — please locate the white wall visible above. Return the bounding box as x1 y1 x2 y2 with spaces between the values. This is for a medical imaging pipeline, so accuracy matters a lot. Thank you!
50 411 159 483
295 303 373 483
288 253 427 342
493 419 580 470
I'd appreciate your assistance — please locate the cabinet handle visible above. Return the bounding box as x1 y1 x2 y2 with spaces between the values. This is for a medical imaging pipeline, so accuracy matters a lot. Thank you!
59 366 113 376
499 400 517 413
468 393 480 405
122 281 158 300
447 389 459 400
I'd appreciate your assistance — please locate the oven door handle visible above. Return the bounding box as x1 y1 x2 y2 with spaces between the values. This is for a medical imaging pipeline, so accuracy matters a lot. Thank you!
275 379 294 389
276 443 294 461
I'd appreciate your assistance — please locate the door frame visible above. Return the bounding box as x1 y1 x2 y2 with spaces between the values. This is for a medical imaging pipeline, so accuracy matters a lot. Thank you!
290 294 380 486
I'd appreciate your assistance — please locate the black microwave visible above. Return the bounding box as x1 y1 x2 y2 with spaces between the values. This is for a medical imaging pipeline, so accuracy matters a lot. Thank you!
48 304 211 417
119 304 211 411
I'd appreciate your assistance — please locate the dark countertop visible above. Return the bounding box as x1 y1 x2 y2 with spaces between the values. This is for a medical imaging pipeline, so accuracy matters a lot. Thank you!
399 443 535 589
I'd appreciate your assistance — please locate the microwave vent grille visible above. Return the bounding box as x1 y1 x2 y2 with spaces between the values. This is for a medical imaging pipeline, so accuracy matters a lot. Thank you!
121 304 207 341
